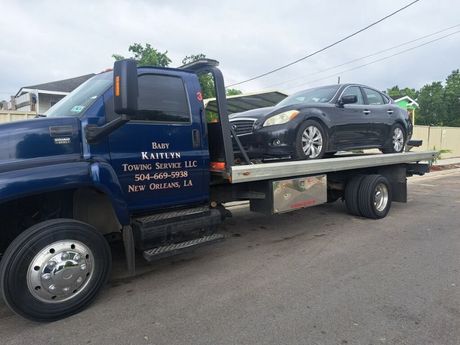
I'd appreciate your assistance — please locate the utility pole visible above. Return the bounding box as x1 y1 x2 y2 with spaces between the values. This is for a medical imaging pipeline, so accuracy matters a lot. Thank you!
337 76 341 84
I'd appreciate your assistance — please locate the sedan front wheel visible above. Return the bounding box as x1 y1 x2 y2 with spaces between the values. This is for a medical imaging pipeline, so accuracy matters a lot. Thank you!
293 120 327 160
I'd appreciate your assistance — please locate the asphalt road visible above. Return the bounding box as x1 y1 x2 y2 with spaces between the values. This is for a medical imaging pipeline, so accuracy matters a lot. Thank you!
1 170 460 345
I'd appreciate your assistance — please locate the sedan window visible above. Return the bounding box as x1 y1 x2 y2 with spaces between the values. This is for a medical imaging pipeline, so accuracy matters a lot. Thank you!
277 85 339 107
363 88 384 105
341 86 364 105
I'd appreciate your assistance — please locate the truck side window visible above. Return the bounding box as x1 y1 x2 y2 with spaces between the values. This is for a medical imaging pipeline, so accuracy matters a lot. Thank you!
135 74 190 123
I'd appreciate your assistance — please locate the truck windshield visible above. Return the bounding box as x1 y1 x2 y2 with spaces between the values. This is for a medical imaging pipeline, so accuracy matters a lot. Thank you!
276 85 339 107
45 72 112 117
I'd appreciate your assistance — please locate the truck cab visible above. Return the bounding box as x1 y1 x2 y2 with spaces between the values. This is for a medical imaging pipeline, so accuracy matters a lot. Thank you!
45 63 221 214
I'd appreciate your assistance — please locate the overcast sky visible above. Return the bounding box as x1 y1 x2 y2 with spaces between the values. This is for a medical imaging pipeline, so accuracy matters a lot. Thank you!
1 0 459 101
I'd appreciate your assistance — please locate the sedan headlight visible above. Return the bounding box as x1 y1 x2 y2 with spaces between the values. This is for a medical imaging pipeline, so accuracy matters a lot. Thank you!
263 110 299 127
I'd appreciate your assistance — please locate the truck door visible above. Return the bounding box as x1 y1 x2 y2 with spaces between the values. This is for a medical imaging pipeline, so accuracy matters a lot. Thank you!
107 70 209 213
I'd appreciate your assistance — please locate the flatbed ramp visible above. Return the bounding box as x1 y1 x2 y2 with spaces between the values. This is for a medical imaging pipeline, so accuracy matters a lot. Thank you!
230 151 436 183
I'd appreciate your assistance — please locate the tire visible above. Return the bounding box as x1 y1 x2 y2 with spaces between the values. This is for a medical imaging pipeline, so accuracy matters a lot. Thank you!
381 123 406 154
0 219 111 322
357 175 392 219
345 175 365 216
292 120 327 160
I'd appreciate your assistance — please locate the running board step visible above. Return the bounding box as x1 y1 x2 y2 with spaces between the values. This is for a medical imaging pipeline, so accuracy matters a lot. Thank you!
142 233 225 262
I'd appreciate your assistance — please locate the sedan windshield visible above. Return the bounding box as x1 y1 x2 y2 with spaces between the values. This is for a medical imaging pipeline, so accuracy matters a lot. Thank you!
45 72 112 117
277 85 340 107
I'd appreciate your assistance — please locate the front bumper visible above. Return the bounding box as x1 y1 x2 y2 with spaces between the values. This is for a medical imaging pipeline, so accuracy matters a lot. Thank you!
234 122 298 158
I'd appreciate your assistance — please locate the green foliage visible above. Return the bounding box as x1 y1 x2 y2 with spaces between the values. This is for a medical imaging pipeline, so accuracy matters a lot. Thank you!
417 82 446 125
113 43 171 67
182 54 216 99
432 146 452 163
444 69 460 126
182 54 206 65
182 54 243 99
387 85 419 100
114 45 243 102
388 69 460 127
226 88 243 96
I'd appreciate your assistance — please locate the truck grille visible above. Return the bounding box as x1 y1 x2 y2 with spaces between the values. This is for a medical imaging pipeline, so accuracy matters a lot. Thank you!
230 119 256 136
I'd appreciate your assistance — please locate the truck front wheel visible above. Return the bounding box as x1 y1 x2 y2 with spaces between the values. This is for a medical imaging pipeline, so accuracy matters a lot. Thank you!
0 219 111 322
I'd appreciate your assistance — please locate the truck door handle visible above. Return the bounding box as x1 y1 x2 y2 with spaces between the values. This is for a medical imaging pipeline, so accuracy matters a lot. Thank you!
363 110 371 115
192 129 201 148
387 110 394 115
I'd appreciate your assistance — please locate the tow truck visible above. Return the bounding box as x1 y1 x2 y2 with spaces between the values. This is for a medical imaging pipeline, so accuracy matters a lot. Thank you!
0 59 434 321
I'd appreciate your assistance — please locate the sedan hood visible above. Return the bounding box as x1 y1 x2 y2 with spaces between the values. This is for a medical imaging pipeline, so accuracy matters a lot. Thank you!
229 106 276 121
229 103 324 122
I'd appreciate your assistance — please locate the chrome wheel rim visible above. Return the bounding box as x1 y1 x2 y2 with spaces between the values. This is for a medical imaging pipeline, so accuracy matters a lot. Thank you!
392 127 404 152
302 126 323 158
27 240 94 303
374 183 389 212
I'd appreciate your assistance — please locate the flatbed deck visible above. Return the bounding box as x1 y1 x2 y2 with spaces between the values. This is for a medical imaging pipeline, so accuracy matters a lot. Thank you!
230 151 436 183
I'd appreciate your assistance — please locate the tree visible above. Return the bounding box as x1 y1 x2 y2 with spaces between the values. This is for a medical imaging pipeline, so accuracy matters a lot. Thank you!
386 85 418 100
387 85 402 99
226 88 243 96
182 54 215 99
113 43 171 67
114 45 242 100
444 69 460 126
417 82 446 125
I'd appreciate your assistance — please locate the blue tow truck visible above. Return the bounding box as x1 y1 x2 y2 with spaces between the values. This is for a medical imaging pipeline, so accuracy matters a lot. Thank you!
0 59 434 321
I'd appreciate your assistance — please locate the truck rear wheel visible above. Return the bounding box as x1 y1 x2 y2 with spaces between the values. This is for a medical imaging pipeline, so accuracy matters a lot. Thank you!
345 175 365 216
0 219 111 322
357 175 392 219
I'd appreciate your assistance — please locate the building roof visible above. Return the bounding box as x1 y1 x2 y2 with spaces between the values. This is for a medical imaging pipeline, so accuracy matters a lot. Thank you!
394 95 419 108
204 90 288 114
16 73 95 97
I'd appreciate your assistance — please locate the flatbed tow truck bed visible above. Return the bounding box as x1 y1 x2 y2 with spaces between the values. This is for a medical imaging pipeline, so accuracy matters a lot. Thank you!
230 151 436 183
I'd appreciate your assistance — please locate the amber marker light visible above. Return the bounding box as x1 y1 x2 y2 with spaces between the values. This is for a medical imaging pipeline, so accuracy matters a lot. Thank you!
115 76 120 97
210 162 226 171
289 110 300 120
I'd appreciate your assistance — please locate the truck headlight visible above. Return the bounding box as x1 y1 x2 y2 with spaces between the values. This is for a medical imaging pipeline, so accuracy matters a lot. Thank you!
263 110 299 127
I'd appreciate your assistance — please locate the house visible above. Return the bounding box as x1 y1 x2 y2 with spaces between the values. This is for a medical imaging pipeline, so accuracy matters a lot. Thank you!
394 96 419 124
14 74 95 113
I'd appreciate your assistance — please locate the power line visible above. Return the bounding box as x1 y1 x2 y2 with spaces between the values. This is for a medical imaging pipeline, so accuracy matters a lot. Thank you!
261 23 460 90
226 0 422 87
281 29 460 92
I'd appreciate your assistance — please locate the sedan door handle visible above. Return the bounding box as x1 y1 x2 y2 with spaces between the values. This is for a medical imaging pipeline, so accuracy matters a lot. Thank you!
363 110 371 115
387 110 394 115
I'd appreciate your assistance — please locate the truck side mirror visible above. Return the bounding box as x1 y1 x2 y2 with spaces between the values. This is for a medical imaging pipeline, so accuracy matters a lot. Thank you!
113 59 138 116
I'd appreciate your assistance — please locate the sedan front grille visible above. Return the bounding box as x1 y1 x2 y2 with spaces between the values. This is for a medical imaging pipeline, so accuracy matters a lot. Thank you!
229 119 256 136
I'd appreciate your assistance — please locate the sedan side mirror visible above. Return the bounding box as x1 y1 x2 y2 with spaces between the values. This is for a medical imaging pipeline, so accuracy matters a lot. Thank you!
113 59 138 116
338 95 357 107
